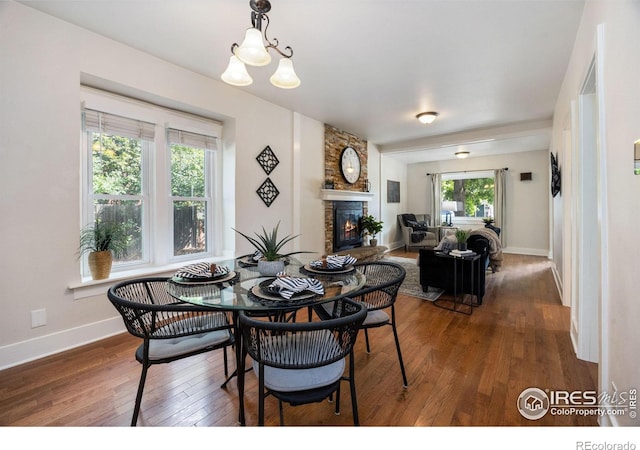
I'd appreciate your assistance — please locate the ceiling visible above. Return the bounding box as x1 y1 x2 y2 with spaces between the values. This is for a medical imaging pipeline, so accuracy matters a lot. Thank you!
20 0 585 162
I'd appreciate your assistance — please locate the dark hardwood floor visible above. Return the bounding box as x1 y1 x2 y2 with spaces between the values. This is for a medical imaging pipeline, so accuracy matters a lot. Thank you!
0 251 598 427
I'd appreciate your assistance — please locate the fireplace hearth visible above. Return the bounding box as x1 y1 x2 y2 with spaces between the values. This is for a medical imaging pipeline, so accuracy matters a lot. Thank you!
333 201 364 252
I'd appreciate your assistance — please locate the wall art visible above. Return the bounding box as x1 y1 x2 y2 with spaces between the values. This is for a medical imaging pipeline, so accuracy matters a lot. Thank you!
256 145 279 175
256 177 280 207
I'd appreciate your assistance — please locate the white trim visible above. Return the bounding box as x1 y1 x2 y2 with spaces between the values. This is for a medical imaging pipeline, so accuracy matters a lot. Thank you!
320 189 374 202
502 247 549 257
0 317 126 371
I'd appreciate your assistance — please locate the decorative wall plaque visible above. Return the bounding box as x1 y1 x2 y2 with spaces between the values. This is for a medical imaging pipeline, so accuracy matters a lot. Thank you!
256 177 280 207
256 145 279 175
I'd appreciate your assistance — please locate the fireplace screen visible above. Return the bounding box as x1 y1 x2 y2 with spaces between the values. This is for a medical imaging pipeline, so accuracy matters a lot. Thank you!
333 201 364 251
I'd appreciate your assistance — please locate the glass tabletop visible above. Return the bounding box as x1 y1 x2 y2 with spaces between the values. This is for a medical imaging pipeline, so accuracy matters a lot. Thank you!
166 256 366 311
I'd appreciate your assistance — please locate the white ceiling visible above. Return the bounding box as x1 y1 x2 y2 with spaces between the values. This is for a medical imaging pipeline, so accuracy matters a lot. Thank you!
19 0 585 162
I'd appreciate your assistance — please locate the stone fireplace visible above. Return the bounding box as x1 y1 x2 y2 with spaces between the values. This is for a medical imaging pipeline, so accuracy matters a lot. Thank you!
323 125 370 254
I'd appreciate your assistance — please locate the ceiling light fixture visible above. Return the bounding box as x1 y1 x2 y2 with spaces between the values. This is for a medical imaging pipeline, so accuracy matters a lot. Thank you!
416 112 439 124
455 151 470 159
221 0 300 89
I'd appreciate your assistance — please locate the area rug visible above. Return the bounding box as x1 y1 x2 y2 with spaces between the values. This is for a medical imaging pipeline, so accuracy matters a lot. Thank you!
384 256 444 301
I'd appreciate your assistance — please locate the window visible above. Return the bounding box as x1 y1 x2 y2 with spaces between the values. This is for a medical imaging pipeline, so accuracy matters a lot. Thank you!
441 171 494 223
81 88 222 278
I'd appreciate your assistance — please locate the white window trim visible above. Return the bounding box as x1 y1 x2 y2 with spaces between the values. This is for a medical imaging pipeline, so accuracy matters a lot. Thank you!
441 170 495 226
75 87 224 288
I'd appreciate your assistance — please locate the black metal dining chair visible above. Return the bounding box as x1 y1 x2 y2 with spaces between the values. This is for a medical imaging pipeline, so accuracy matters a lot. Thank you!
239 297 367 426
350 261 408 388
107 277 235 426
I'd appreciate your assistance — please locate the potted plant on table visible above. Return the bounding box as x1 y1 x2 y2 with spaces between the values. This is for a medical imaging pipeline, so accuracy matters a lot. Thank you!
78 217 130 280
455 228 470 251
233 222 309 276
361 214 383 247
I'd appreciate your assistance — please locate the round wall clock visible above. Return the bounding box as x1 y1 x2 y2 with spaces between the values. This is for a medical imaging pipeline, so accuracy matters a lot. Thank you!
340 146 361 184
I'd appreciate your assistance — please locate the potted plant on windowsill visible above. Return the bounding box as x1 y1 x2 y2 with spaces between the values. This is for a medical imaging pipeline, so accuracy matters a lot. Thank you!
78 218 130 280
361 214 383 247
233 222 309 276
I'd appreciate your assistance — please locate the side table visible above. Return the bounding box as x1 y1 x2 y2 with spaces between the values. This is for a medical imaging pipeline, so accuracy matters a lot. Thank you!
432 251 481 315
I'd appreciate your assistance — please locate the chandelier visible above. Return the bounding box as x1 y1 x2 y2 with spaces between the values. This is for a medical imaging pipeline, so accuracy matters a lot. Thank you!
221 0 300 89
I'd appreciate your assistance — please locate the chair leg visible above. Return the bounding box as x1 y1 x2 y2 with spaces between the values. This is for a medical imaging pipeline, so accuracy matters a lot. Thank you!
335 384 341 415
223 347 229 377
258 366 265 426
364 329 371 353
132 363 149 426
279 400 285 426
349 352 359 426
390 319 408 388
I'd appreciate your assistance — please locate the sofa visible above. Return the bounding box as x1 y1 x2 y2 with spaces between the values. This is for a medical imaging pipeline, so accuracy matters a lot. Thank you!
418 235 490 305
397 213 438 251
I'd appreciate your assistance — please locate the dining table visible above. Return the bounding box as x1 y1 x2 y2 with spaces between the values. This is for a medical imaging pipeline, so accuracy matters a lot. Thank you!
165 254 367 425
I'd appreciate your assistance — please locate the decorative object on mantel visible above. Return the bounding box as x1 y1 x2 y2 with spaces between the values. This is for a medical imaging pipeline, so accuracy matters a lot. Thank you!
361 214 383 247
221 0 300 89
233 221 309 276
364 178 371 192
256 177 279 207
78 214 131 280
256 145 279 175
324 180 334 189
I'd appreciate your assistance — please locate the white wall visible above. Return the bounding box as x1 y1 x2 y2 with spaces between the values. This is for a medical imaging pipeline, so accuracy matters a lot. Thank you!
379 152 408 250
0 2 326 368
550 0 640 426
404 150 549 255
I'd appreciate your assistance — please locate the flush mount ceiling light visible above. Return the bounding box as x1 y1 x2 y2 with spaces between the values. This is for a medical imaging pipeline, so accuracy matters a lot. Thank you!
455 151 470 159
416 112 439 124
221 0 300 89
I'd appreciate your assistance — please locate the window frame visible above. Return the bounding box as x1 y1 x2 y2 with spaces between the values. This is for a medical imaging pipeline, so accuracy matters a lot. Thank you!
440 170 495 226
80 87 223 280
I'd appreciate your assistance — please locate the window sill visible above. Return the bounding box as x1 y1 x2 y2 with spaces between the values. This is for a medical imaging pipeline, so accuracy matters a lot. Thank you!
68 253 235 300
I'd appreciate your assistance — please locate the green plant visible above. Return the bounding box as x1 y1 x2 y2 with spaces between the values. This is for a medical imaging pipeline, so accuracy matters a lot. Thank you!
78 218 130 259
233 222 308 261
361 214 383 238
455 228 470 243
482 217 495 224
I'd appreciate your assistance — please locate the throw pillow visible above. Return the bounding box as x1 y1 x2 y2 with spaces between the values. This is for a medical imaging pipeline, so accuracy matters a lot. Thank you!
407 220 430 231
434 234 457 252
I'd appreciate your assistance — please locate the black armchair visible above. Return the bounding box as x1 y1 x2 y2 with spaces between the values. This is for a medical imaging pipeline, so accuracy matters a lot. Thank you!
418 236 490 305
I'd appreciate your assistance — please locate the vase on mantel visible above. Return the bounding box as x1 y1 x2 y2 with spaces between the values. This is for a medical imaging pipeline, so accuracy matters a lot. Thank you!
370 238 378 247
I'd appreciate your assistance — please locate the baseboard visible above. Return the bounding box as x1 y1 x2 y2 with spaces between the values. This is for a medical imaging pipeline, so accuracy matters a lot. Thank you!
550 261 564 302
502 246 549 257
0 317 125 371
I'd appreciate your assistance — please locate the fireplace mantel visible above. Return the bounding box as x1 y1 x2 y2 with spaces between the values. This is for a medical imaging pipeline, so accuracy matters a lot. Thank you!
320 189 374 202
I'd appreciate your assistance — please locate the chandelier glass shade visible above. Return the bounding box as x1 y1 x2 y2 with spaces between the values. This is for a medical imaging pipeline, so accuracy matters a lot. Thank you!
221 1 300 89
221 55 253 86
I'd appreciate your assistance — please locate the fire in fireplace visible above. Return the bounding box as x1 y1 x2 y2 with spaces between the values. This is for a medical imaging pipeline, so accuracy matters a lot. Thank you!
333 201 364 251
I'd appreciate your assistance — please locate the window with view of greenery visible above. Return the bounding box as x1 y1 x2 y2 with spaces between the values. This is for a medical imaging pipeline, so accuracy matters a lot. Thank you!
81 89 221 278
441 174 495 220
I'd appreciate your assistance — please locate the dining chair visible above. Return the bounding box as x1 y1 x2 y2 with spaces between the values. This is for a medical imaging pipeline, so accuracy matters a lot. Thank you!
349 261 408 388
107 277 235 426
239 297 367 426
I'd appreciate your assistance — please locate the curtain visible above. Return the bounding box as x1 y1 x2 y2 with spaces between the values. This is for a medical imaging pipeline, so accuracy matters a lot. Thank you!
428 173 442 227
494 168 507 246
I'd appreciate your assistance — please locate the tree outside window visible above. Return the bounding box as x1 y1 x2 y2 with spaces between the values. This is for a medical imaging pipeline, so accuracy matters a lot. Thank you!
441 176 494 219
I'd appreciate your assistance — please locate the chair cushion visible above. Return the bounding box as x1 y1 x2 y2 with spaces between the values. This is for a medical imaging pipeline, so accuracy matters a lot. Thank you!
253 359 345 393
148 329 231 360
362 309 389 326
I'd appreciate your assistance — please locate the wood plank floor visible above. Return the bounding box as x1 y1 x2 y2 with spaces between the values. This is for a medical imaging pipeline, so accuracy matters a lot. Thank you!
0 252 598 427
